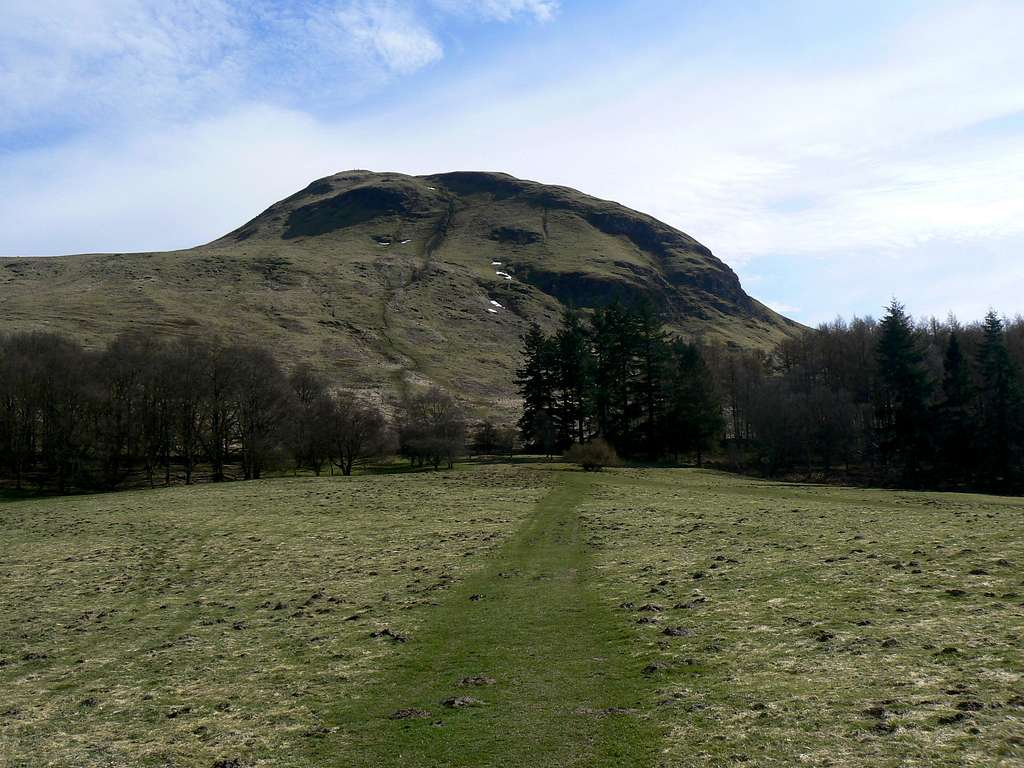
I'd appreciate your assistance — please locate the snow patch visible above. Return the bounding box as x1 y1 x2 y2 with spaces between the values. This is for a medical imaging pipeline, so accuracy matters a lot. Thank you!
491 261 502 265
495 271 512 280
487 308 498 314
489 300 503 308
400 239 412 244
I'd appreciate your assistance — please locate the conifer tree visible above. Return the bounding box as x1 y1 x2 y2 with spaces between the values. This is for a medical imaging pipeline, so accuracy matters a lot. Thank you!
976 311 1022 488
874 300 932 484
516 324 558 454
554 311 594 447
665 341 723 466
937 330 974 483
634 302 672 458
590 303 637 449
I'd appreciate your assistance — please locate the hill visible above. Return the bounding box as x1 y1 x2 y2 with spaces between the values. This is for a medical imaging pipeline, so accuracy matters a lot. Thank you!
0 171 800 410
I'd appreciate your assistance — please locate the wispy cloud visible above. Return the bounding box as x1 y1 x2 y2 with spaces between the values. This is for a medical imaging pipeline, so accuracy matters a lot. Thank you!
1 0 1021 324
430 0 558 22
0 0 245 135
0 0 559 140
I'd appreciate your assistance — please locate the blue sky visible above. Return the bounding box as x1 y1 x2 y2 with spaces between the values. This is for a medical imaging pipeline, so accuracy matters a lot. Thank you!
2 0 1023 324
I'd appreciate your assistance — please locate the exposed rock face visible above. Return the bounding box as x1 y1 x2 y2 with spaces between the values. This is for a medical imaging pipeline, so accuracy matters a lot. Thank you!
0 170 800 411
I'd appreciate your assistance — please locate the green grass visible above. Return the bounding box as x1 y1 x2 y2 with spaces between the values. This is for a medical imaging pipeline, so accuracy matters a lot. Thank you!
579 470 1024 767
322 468 659 767
1 464 1022 767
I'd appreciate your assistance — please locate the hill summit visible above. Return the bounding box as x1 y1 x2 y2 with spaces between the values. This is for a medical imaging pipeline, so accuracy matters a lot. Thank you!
0 170 799 408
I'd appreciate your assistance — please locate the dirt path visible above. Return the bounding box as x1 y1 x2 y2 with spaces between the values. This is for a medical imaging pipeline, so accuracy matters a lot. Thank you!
324 468 660 767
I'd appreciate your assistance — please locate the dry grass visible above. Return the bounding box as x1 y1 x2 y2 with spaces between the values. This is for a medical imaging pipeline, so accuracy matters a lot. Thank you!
3 464 1020 766
579 469 1024 767
0 467 542 766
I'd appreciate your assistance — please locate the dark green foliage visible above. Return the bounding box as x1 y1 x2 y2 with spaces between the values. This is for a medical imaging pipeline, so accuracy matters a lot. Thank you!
517 303 723 463
664 341 724 466
874 301 933 484
554 311 594 447
936 331 975 483
516 325 558 456
975 312 1023 487
726 303 1024 493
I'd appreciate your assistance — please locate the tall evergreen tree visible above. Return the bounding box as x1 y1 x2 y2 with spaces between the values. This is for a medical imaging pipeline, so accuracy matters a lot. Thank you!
516 324 558 455
874 300 932 484
665 341 723 466
554 311 594 447
936 331 975 483
976 311 1022 488
634 303 672 458
590 303 637 449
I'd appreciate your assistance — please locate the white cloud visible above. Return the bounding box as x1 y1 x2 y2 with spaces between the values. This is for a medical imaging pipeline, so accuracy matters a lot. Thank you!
430 0 558 22
0 0 245 132
0 0 557 137
1 0 1022 323
307 2 443 75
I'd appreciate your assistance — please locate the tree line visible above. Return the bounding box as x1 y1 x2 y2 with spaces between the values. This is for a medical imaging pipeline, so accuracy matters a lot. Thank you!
0 331 479 493
708 302 1024 493
516 304 723 464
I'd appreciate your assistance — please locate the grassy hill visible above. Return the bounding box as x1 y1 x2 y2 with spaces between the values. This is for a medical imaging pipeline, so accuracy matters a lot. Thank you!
2 463 1021 766
0 171 800 410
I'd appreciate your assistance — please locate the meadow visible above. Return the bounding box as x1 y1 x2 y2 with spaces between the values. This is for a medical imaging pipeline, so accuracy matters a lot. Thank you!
1 464 1021 767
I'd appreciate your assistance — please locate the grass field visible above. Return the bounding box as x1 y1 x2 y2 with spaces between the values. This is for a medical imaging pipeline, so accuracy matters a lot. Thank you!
1 464 1022 767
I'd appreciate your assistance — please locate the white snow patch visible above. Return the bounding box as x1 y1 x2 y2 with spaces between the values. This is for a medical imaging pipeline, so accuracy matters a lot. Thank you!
489 300 503 308
495 271 512 280
491 261 502 265
427 186 437 190
487 308 498 314
400 239 412 244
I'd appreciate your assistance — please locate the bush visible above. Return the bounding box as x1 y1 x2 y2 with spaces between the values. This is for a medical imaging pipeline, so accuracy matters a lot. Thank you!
564 438 621 471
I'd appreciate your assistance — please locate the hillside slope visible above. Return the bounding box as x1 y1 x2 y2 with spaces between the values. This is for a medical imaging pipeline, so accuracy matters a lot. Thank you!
0 170 800 409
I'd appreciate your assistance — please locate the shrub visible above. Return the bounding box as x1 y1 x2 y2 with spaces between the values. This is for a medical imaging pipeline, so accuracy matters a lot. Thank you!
564 438 621 471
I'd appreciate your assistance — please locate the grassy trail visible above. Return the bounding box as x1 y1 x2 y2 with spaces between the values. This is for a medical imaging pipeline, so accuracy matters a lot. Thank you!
325 468 660 767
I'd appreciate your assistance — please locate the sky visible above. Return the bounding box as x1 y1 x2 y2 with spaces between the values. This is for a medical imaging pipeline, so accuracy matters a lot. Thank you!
2 0 1023 325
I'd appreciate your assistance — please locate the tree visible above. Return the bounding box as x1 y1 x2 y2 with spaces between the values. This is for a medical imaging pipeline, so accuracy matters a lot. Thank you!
0 334 44 489
167 338 207 485
590 303 637 450
470 420 499 455
747 378 809 475
936 331 975 483
199 343 239 482
329 394 389 476
232 346 289 480
495 425 518 458
874 300 932 484
286 365 333 475
34 335 92 492
554 311 594 448
516 324 558 453
665 342 723 466
976 312 1022 488
397 388 466 469
633 303 672 458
